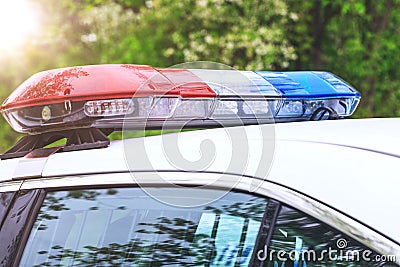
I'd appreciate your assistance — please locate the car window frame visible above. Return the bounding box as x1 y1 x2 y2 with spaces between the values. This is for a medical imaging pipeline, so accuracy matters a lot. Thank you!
3 171 399 266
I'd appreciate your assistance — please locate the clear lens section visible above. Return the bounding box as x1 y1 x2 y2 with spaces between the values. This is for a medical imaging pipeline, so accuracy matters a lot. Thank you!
242 100 272 115
174 99 213 118
277 100 304 117
127 98 212 119
2 110 24 132
343 97 360 115
84 99 135 117
276 98 360 118
85 97 277 121
212 101 238 116
2 96 359 133
1 101 89 134
136 98 153 117
211 99 277 119
148 97 179 118
124 97 179 119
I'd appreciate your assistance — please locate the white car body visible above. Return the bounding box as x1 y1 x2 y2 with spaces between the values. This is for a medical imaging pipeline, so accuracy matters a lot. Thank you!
1 118 399 261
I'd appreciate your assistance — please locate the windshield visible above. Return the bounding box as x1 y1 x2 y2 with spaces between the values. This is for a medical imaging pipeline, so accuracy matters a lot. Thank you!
20 187 268 266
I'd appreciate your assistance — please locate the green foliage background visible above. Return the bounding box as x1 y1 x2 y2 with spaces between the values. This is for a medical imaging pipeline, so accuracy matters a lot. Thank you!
0 0 399 152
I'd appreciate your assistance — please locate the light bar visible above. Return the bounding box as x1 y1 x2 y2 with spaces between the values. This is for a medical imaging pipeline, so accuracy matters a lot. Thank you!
255 71 360 120
84 99 135 117
0 64 360 134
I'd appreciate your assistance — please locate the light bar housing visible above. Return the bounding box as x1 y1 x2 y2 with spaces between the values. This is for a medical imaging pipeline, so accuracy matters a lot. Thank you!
1 64 360 134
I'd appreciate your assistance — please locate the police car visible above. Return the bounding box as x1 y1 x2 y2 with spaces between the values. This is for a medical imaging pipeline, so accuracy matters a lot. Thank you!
0 64 398 266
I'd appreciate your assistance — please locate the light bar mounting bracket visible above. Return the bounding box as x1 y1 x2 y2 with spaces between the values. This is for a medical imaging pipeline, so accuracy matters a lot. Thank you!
0 128 110 160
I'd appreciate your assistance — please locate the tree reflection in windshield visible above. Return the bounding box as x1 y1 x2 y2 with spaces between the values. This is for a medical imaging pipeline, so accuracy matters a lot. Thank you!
20 187 267 267
267 206 394 267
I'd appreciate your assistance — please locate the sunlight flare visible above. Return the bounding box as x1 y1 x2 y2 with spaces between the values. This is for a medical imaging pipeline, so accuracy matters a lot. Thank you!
0 0 40 50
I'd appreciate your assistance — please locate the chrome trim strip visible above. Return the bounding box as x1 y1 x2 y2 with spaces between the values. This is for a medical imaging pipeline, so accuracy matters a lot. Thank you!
0 181 22 192
20 171 400 264
281 139 400 158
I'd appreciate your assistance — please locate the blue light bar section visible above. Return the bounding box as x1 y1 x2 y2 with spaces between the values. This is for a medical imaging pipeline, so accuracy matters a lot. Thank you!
255 71 360 99
312 71 359 95
189 69 280 97
254 71 308 97
240 71 280 96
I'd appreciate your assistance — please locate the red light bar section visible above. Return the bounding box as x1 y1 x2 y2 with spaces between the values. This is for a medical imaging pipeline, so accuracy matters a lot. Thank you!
156 68 217 98
1 64 216 110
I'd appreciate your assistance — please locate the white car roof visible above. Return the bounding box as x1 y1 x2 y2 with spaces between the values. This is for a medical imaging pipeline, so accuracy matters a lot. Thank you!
1 118 399 243
275 117 400 157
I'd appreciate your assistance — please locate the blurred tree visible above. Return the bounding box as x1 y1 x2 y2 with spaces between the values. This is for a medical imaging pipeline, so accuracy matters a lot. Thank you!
130 0 298 69
288 0 400 117
326 0 400 117
0 0 399 153
49 0 298 68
